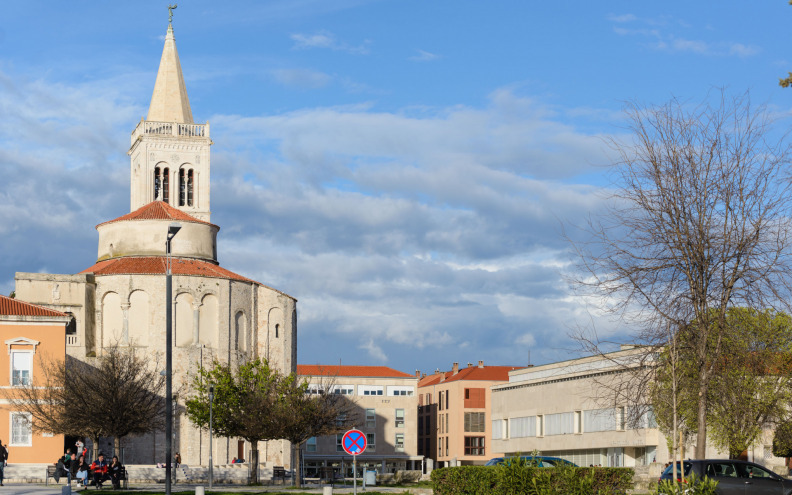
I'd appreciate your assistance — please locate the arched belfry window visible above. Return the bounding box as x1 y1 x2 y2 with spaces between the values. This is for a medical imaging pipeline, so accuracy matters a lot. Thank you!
179 169 186 206
187 170 194 206
154 167 161 200
162 168 170 203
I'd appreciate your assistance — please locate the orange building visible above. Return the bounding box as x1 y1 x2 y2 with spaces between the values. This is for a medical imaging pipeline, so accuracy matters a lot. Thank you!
0 294 69 462
418 361 521 467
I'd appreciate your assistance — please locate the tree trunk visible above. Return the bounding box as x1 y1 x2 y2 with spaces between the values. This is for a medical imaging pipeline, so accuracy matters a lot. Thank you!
114 437 121 463
696 378 708 458
248 447 259 485
293 443 302 488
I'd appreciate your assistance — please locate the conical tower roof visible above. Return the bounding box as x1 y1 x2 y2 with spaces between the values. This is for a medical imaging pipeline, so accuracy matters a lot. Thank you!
147 23 193 123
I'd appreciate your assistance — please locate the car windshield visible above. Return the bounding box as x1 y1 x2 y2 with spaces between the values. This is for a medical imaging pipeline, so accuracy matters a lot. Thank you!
662 462 693 477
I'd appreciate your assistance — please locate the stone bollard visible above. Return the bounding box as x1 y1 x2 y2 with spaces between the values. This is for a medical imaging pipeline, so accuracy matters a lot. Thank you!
323 487 333 495
196 486 205 495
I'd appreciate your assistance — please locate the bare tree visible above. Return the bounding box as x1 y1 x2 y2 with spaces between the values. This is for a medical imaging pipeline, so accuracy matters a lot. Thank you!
569 91 792 458
6 345 165 457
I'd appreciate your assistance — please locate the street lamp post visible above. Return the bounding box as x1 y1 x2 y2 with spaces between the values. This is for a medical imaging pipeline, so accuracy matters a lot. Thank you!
209 384 214 489
165 222 181 495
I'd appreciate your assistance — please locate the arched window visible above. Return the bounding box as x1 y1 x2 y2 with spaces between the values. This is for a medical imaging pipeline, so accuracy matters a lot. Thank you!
179 168 186 206
65 312 77 335
154 167 161 200
187 170 194 206
162 168 170 203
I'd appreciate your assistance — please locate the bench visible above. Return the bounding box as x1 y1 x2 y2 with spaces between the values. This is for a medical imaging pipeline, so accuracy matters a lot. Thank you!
319 466 335 486
272 466 286 483
46 465 63 485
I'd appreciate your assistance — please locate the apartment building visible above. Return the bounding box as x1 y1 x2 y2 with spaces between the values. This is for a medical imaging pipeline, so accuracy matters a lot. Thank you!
418 361 520 467
490 346 789 469
0 294 70 462
297 365 422 476
490 346 667 467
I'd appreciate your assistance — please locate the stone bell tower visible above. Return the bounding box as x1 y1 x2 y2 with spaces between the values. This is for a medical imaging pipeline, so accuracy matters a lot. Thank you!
128 20 212 222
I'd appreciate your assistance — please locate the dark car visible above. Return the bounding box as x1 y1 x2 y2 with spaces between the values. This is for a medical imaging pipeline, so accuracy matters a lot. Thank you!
659 459 792 494
485 455 577 467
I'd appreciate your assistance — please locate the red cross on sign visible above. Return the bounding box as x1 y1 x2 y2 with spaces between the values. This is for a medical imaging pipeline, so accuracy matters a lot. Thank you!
342 429 367 456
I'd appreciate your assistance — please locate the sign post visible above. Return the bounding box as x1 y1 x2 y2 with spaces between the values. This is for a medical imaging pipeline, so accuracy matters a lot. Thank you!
342 429 367 495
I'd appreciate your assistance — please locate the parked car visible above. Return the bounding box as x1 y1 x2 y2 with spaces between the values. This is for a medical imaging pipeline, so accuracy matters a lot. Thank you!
659 459 792 494
485 455 577 467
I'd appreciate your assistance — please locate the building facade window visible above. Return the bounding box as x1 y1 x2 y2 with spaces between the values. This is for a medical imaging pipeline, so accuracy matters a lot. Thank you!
359 385 384 396
10 412 32 446
365 408 376 428
11 351 32 386
366 433 375 451
333 385 354 395
336 433 344 452
464 436 485 456
307 437 317 452
395 433 405 452
395 409 405 428
464 412 486 432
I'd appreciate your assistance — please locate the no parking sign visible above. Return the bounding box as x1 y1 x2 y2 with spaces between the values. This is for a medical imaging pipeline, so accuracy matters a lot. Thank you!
342 429 367 455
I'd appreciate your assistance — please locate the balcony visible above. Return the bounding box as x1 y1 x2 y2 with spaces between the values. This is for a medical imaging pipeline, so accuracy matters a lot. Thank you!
131 119 210 144
66 335 79 347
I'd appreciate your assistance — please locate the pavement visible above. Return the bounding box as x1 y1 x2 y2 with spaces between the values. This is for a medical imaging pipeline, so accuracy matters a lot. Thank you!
0 483 433 495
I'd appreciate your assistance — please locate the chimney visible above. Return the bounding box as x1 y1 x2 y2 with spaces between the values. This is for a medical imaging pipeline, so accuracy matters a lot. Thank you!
467 362 473 368
478 360 484 368
415 370 421 378
452 362 459 374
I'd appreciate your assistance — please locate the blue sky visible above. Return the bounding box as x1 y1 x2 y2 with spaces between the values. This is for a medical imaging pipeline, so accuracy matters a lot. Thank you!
2 1 792 374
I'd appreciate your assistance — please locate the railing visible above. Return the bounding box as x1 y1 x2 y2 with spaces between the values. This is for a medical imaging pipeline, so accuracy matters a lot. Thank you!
66 334 79 346
131 119 210 143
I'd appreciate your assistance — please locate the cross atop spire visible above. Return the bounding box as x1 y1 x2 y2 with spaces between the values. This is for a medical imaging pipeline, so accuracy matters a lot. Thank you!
146 19 193 124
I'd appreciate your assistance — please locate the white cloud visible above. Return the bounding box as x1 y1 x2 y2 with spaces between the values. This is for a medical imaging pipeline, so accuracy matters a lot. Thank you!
409 49 439 62
609 15 759 58
0 64 621 372
290 30 371 54
607 13 637 23
359 339 387 362
271 68 332 88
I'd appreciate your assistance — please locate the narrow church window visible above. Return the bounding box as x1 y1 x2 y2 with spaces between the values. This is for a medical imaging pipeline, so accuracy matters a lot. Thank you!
154 167 161 200
275 324 279 339
179 168 186 206
163 168 170 203
187 170 194 206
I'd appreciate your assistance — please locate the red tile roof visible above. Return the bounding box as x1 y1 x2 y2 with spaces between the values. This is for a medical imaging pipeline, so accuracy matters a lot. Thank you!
418 365 521 387
298 365 416 379
0 295 69 318
80 257 257 284
96 201 217 229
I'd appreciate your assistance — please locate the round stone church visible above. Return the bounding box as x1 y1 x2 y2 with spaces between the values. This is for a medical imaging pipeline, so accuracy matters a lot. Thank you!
14 20 297 467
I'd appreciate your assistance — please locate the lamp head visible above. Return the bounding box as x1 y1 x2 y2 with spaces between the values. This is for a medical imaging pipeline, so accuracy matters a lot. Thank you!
167 222 182 240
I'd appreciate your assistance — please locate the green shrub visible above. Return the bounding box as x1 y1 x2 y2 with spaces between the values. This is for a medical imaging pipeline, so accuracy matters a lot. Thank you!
432 465 634 495
431 466 498 495
652 473 718 495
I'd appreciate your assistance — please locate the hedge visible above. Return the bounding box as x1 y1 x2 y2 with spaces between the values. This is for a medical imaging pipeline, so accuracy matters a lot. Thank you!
431 465 634 495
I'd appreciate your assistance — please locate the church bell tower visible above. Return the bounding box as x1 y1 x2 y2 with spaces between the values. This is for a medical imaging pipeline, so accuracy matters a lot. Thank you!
128 20 212 222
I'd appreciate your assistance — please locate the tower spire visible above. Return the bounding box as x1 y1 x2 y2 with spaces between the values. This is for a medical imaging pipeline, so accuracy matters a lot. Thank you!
147 14 193 124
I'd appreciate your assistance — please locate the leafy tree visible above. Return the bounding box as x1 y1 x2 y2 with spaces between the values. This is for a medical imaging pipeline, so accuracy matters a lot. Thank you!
570 91 792 458
772 422 792 458
652 309 792 459
186 358 286 484
274 375 357 488
706 309 792 458
6 345 165 457
186 360 357 486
